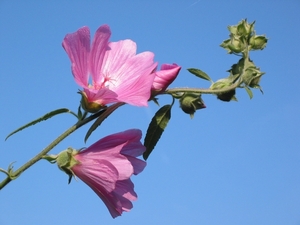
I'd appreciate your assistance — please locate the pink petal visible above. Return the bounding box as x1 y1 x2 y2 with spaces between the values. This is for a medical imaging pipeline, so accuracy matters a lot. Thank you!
123 156 146 175
70 129 146 218
89 25 111 84
112 52 157 106
101 40 137 76
115 179 137 201
62 26 90 87
78 129 144 179
83 129 143 155
72 158 118 192
83 87 118 105
152 63 181 91
105 179 137 217
80 151 134 180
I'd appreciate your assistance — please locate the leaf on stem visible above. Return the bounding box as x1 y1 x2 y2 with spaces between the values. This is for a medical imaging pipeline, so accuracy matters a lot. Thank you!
5 108 77 141
84 103 124 142
187 68 213 83
143 104 172 160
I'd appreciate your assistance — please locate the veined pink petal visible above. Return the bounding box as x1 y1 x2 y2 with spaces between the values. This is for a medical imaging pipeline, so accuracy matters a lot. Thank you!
72 158 118 192
101 40 137 76
115 179 137 201
85 179 136 218
63 24 158 110
89 25 111 84
68 129 146 218
83 129 143 154
123 156 146 175
62 26 90 87
112 52 157 106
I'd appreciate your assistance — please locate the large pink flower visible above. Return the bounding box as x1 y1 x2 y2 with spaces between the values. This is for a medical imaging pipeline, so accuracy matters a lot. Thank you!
69 129 146 218
62 25 157 111
151 63 181 93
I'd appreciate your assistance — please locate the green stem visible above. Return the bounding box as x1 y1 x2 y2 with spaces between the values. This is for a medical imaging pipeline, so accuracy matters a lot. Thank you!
0 109 106 190
165 79 242 95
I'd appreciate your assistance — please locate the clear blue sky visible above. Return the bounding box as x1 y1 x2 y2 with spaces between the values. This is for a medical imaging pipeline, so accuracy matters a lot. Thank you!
1 1 299 224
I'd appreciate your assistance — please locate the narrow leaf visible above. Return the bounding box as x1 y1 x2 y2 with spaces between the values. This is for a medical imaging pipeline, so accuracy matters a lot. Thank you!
84 103 124 142
6 108 77 140
244 86 253 99
187 68 213 82
143 104 172 160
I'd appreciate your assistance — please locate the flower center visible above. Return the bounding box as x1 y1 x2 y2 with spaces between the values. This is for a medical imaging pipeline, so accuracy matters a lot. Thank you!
92 73 117 90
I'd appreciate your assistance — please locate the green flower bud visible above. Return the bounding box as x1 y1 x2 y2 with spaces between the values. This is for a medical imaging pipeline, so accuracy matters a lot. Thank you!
249 35 268 50
79 91 105 113
217 89 236 102
227 25 238 35
221 34 246 54
237 20 254 36
228 34 245 53
242 67 265 86
179 93 206 118
210 78 236 102
210 78 231 90
56 148 79 183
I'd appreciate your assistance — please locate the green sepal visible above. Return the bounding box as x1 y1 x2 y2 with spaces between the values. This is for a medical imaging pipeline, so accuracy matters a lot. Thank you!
42 154 58 164
78 91 105 113
5 108 78 141
244 86 253 99
187 68 213 83
55 148 79 184
77 106 83 120
0 162 20 180
143 104 172 160
0 168 9 176
152 97 160 106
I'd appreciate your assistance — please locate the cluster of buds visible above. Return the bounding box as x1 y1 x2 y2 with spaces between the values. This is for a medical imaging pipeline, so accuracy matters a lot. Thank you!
220 19 267 54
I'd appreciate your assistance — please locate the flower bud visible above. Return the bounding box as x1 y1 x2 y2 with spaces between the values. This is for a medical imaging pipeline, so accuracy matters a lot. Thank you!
220 34 246 54
217 89 236 102
242 67 264 86
151 63 181 95
228 34 246 53
79 91 105 113
179 93 206 118
249 35 268 50
210 78 236 102
237 20 254 36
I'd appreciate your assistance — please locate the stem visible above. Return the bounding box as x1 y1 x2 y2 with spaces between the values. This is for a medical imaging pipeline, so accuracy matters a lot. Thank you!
165 80 242 95
0 109 106 190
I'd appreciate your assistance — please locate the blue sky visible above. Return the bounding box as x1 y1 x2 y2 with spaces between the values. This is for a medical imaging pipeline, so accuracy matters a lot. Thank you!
0 1 299 224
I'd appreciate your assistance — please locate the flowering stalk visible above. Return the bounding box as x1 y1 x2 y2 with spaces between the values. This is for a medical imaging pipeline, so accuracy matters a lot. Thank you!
0 103 124 190
0 19 267 190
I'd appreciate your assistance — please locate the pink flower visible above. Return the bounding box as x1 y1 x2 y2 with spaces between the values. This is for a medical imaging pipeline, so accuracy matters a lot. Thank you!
56 129 146 218
152 63 181 93
62 25 157 112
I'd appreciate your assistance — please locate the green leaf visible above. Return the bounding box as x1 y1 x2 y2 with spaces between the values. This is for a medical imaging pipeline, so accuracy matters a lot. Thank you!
84 103 124 142
77 106 83 120
5 108 77 141
143 104 172 160
244 86 253 99
187 68 213 82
